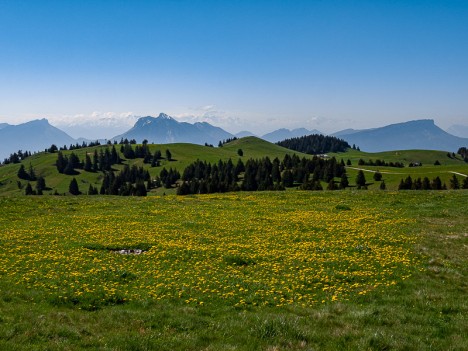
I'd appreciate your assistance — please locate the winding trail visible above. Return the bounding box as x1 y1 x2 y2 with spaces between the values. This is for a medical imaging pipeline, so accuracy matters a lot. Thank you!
346 167 468 177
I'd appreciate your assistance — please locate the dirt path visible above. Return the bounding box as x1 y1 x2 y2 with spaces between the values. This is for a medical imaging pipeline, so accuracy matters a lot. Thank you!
346 167 468 177
448 171 468 177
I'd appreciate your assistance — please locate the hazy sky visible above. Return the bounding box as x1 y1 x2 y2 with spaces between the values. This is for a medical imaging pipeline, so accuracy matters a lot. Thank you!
1 0 467 138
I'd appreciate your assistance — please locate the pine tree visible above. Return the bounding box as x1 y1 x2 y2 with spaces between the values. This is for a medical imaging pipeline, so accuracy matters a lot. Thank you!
431 176 442 190
462 177 468 189
28 163 37 181
56 151 66 173
355 170 366 187
93 150 99 172
282 169 294 188
35 176 46 194
422 177 431 190
165 149 172 161
450 174 460 189
69 178 80 195
404 176 413 190
17 164 30 180
339 173 349 189
373 171 382 181
25 182 34 195
84 154 92 171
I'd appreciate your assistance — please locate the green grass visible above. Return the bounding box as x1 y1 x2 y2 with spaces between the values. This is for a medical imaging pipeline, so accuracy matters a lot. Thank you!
0 191 466 350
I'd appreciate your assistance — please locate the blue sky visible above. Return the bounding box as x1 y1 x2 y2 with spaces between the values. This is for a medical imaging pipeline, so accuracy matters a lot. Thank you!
1 0 467 138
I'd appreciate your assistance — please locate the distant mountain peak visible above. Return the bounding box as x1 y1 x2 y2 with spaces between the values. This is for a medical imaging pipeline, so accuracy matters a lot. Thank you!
29 118 49 125
157 112 173 120
113 113 233 145
337 119 467 152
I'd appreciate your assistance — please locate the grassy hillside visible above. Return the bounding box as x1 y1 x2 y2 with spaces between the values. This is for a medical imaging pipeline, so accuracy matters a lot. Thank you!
0 191 466 350
330 149 468 191
1 139 467 195
0 137 309 196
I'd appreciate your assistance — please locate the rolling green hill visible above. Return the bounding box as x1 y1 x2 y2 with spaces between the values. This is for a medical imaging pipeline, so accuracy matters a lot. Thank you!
0 137 309 196
1 138 467 196
329 149 468 190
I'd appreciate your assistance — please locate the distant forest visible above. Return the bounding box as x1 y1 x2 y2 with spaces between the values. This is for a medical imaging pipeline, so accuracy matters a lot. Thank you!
276 134 350 154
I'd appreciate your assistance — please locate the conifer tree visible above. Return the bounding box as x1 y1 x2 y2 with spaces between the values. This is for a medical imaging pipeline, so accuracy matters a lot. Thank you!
380 180 386 190
373 171 382 181
422 177 431 190
84 154 92 172
28 163 37 181
462 176 468 189
69 178 80 195
93 150 99 172
25 182 34 195
431 176 442 190
35 176 46 195
355 170 366 188
17 164 30 180
339 173 349 189
450 174 460 189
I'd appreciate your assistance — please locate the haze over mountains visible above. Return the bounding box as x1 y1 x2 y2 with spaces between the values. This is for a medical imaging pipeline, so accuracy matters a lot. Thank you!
1 113 467 161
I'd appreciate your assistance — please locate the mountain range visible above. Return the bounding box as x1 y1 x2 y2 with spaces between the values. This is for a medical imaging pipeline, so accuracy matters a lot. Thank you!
1 114 467 161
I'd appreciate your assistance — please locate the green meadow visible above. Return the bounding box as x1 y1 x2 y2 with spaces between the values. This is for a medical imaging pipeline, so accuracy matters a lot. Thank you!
0 190 467 350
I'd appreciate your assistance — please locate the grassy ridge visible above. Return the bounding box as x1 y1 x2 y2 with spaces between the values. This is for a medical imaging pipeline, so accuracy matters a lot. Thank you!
0 191 466 350
0 137 467 195
0 137 307 196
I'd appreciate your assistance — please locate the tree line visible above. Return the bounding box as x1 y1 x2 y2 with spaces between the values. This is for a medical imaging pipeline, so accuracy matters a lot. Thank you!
458 147 468 161
276 134 350 154
398 174 468 190
357 158 405 168
2 150 32 165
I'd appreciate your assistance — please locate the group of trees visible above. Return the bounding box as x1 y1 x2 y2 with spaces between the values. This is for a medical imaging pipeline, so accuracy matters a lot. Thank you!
2 150 32 165
160 168 181 189
56 146 122 174
397 175 468 190
121 142 171 166
47 141 101 154
99 165 150 196
178 159 244 195
177 154 348 195
458 147 468 161
218 137 238 147
17 163 37 181
277 134 350 154
357 159 405 168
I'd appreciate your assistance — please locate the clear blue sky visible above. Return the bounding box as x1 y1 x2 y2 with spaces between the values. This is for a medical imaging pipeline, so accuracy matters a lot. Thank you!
1 0 467 137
